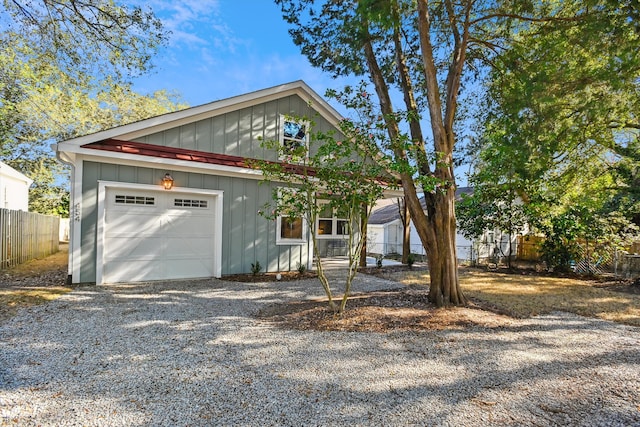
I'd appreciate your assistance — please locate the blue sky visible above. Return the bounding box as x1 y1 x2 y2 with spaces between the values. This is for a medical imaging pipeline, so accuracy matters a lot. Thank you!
132 0 352 111
130 0 472 184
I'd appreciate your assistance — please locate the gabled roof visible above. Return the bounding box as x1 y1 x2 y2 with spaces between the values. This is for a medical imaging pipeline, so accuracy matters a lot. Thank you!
368 187 474 225
57 80 343 151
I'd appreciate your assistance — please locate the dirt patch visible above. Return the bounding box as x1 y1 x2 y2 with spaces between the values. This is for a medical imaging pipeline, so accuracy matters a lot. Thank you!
223 265 425 283
258 287 515 332
257 266 640 331
0 244 69 288
592 277 640 295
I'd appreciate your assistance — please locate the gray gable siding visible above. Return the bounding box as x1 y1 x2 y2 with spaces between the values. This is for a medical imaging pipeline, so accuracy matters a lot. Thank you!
78 161 309 282
131 95 336 161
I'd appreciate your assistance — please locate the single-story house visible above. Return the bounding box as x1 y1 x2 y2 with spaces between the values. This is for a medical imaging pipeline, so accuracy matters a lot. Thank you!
0 161 33 211
56 81 362 285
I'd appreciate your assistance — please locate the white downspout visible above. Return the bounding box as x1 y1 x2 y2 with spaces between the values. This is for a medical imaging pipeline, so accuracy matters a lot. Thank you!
54 145 76 285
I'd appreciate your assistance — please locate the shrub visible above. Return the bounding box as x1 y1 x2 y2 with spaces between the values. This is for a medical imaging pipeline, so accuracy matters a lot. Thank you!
407 253 415 269
297 262 306 275
250 261 262 276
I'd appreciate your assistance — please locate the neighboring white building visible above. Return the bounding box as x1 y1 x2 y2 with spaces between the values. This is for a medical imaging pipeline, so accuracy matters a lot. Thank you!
367 199 403 256
368 188 526 263
0 161 32 211
367 188 475 262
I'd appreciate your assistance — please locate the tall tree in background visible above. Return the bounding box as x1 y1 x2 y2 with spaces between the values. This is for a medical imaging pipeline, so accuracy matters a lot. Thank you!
1 1 185 214
2 0 165 79
277 0 593 306
469 1 640 262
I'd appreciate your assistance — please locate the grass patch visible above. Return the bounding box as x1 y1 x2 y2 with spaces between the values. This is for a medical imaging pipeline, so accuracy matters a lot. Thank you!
0 244 70 323
0 287 72 305
3 247 68 277
0 287 72 322
384 269 640 326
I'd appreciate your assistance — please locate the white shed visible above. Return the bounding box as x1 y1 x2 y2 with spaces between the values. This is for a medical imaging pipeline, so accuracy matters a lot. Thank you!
367 190 475 261
0 161 32 211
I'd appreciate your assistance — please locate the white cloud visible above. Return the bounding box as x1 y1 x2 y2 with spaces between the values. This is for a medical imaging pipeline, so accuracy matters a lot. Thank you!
132 0 239 52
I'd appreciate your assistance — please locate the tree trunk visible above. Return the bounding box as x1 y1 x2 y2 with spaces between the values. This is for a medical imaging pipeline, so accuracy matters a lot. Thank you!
362 8 467 307
360 203 368 268
424 188 466 305
398 198 411 264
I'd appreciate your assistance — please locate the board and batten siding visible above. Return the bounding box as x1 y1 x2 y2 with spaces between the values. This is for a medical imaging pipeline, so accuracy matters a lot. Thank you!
79 161 310 283
131 95 337 160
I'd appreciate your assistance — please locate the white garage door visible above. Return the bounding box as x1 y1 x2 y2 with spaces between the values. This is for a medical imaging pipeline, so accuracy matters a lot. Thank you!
103 188 216 283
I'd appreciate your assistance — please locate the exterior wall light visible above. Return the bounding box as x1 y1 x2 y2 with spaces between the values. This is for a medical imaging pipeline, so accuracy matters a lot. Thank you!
162 173 174 190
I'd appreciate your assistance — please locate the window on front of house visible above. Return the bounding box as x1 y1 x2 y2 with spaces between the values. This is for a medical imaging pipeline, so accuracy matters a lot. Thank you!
336 218 348 235
316 203 349 238
280 115 308 161
317 204 333 235
280 216 303 240
275 187 307 245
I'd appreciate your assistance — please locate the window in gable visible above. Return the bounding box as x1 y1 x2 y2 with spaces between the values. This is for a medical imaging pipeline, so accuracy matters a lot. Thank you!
279 115 308 161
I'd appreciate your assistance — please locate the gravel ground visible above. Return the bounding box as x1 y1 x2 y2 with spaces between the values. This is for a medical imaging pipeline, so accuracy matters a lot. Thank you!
1 274 639 426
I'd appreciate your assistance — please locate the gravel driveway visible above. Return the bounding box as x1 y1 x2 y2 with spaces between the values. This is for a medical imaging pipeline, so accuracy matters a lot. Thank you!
1 275 639 426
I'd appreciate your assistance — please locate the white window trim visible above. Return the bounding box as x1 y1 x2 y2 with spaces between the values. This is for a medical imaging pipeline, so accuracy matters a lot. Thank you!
278 114 309 162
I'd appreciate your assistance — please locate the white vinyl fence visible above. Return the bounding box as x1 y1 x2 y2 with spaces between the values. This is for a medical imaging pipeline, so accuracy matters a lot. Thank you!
0 208 60 269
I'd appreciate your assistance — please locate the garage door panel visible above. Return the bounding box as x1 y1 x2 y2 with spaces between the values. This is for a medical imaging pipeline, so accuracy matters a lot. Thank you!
104 237 164 259
163 216 214 236
103 189 217 284
164 237 214 257
106 216 162 235
163 259 212 279
103 259 167 283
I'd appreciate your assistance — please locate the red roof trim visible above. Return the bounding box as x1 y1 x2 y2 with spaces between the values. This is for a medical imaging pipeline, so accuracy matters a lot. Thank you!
81 139 317 176
82 139 251 168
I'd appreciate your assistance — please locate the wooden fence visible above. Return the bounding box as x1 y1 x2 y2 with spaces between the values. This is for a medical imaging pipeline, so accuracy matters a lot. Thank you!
517 235 545 261
0 208 60 269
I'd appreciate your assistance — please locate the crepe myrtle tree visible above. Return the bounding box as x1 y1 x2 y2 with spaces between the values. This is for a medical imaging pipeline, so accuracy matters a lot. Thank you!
255 91 392 314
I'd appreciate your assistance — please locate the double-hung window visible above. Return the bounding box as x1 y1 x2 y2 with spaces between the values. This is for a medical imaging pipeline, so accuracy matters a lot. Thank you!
279 115 308 161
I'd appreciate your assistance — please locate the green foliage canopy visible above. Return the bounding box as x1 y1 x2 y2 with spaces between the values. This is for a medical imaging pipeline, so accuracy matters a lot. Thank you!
468 0 640 267
0 1 186 216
